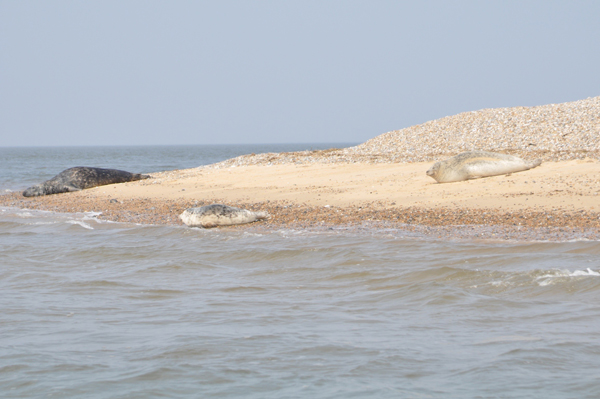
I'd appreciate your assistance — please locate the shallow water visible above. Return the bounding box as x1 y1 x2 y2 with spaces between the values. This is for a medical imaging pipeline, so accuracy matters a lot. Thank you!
2 145 600 398
3 209 600 398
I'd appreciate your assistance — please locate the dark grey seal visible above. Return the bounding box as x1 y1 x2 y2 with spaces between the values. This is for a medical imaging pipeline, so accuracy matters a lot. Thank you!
23 167 151 197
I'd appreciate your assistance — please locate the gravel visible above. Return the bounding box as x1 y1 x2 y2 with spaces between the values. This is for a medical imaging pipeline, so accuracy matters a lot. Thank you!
4 192 600 242
207 96 600 168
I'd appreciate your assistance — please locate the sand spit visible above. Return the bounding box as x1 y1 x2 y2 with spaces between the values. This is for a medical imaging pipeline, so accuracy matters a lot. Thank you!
2 158 600 241
2 96 600 241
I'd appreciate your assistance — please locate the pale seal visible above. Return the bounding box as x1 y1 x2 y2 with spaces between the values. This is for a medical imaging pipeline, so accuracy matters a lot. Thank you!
23 167 151 197
180 204 269 228
426 151 542 183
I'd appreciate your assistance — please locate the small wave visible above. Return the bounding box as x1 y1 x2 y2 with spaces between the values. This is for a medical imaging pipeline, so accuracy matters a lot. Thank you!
538 268 600 279
66 220 94 230
83 211 103 218
570 268 600 276
221 285 268 293
16 212 34 218
474 335 542 345
536 268 600 286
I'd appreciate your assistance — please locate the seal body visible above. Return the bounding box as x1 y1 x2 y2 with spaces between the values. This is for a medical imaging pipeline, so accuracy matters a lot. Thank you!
180 204 269 228
426 151 542 183
23 167 151 197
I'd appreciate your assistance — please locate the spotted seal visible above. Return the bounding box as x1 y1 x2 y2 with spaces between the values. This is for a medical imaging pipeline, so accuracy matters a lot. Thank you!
180 204 269 228
23 167 151 197
426 151 542 183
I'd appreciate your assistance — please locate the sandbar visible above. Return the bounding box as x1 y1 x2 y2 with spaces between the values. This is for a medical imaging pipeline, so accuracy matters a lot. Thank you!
2 159 600 241
4 95 600 241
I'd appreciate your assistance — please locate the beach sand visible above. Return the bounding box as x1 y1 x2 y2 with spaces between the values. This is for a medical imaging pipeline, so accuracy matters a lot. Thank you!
3 96 599 240
2 158 600 240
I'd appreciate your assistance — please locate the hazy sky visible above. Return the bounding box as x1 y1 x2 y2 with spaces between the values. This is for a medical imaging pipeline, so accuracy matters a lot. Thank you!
1 1 599 147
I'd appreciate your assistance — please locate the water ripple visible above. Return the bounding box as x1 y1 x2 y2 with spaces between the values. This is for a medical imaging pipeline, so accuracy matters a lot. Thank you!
2 211 600 398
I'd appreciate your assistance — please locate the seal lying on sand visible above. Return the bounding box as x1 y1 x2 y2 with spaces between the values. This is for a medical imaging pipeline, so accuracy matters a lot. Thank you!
23 167 151 197
180 204 269 228
426 151 542 183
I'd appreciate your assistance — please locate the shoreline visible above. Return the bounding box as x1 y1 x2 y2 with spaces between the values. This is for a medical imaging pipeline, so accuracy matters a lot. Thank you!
3 96 600 241
2 159 600 241
3 194 600 242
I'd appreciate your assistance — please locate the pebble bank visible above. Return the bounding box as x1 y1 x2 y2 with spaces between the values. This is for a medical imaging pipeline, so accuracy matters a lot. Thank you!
207 96 600 168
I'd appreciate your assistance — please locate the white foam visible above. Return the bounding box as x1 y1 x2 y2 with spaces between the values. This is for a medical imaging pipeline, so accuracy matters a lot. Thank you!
84 211 103 218
570 268 600 276
536 268 600 286
66 220 94 230
16 212 34 218
538 268 600 279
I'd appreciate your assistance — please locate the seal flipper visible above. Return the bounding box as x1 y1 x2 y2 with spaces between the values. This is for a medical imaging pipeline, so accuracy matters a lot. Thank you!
63 184 82 193
530 159 542 169
44 183 81 195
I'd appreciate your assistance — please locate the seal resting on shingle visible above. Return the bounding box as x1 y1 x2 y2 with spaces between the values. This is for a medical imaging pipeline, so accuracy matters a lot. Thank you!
426 151 542 183
23 167 151 197
180 204 269 228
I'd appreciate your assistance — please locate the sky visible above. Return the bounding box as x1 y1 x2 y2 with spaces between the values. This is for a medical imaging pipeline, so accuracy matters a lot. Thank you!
1 1 599 147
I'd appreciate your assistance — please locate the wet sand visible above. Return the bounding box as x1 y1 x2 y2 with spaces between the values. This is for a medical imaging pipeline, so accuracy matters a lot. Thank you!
2 159 600 241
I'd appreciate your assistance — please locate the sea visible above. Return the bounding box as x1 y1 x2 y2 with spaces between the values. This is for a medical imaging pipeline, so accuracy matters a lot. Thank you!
1 144 600 399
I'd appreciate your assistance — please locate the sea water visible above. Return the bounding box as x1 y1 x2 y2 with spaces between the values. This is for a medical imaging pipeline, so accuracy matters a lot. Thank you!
1 145 600 398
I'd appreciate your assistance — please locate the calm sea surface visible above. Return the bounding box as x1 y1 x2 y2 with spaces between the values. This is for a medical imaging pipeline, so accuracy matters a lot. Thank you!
1 145 600 398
